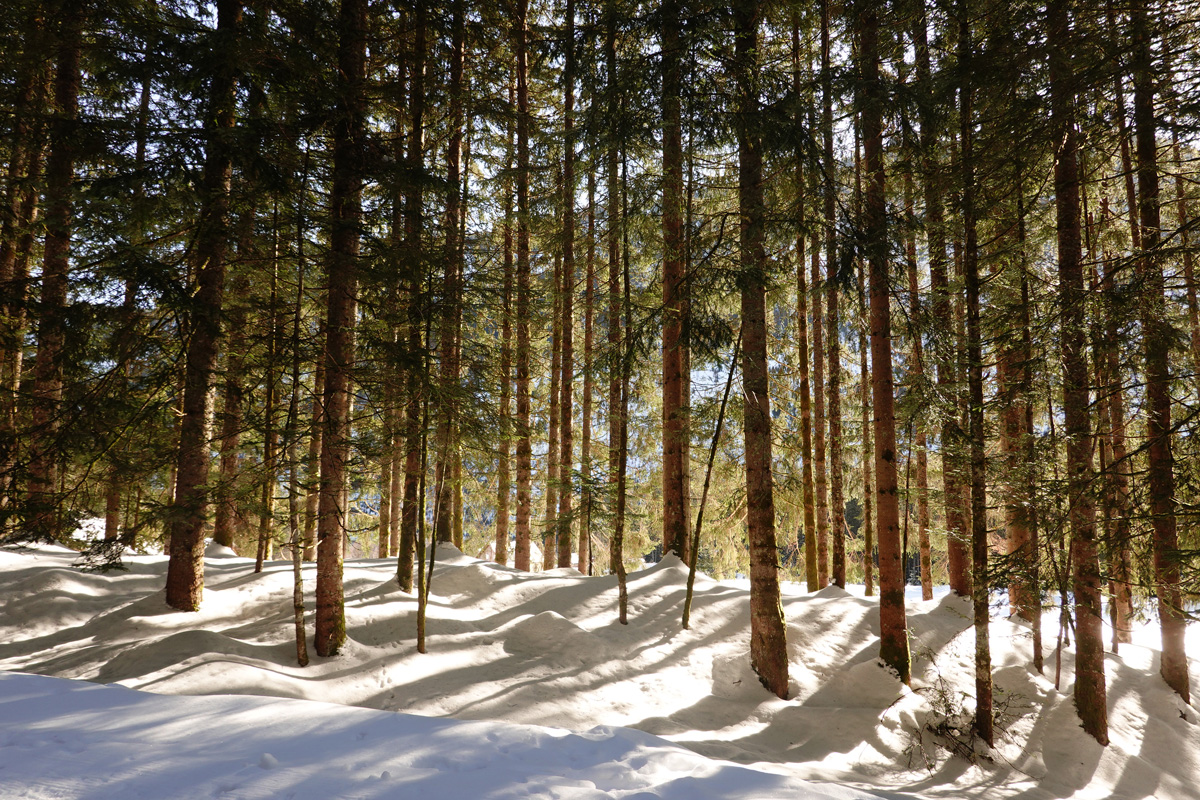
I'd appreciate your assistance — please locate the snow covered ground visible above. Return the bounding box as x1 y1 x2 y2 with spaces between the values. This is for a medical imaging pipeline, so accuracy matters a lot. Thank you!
1 542 1197 799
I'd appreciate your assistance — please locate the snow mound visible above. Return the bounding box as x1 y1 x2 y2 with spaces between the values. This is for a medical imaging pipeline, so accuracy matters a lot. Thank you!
502 610 607 665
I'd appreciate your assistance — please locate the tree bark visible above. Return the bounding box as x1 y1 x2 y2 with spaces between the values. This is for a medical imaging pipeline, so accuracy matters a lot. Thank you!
1049 0 1108 742
558 20 576 568
399 3 426 591
861 0 908 685
734 0 788 700
958 10 992 744
314 0 366 656
1130 0 1189 704
792 14 817 592
660 0 687 563
514 0 533 572
164 0 239 609
496 83 515 567
913 0 969 597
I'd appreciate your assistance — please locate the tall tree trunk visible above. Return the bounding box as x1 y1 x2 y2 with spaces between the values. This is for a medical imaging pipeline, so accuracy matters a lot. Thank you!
25 1 83 540
433 0 464 546
605 0 622 588
861 0 908 685
315 0 366 656
813 0 833 590
792 13 817 592
0 9 48 525
903 170 930 600
165 0 239 608
514 0 533 572
959 9 992 744
399 3 427 590
913 0 969 596
256 246 281 571
543 251 562 570
580 164 595 574
304 343 323 561
496 83 515 567
1130 0 1189 704
558 8 576 567
1049 0 1109 742
660 0 687 563
859 263 874 597
734 0 788 700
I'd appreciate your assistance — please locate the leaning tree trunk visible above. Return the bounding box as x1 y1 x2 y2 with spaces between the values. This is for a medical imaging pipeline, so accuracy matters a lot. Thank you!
314 0 366 656
734 0 788 700
165 0 239 609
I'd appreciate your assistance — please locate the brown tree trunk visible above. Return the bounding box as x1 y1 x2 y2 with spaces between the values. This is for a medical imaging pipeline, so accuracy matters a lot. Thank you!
605 0 622 586
959 13 992 744
813 0 833 590
735 0 788 700
861 0 908 686
315 0 366 656
399 4 427 590
792 14 817 593
165 0 239 609
514 0 533 572
1049 0 1108 742
433 0 464 547
0 9 48 524
859 266 874 597
580 165 595 574
903 171 929 600
660 0 687 563
25 1 83 540
496 83 515 567
913 1 969 597
543 251 562 570
1130 0 1189 704
558 6 576 569
256 252 281 571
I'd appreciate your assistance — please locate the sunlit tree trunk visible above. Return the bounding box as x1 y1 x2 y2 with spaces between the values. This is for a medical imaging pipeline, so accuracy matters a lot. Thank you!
314 0 366 655
514 0 533 572
860 0 908 685
164 0 239 609
735 0 788 700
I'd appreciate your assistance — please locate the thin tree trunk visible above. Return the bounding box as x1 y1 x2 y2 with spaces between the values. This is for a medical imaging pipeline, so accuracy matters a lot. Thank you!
1130 0 1189 704
514 0 533 572
735 0 788 699
433 0 464 546
913 0 969 597
1049 0 1108 742
165 0 239 609
792 13 817 592
496 83 515 567
543 251 562 570
399 4 427 591
605 0 621 586
813 0 833 590
580 164 595 574
959 10 992 744
861 0 908 685
903 170 931 601
859 265 874 597
559 10 577 567
315 0 366 656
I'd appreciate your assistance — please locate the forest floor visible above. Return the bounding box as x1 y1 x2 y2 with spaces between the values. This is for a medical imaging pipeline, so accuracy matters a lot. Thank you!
1 540 1197 799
